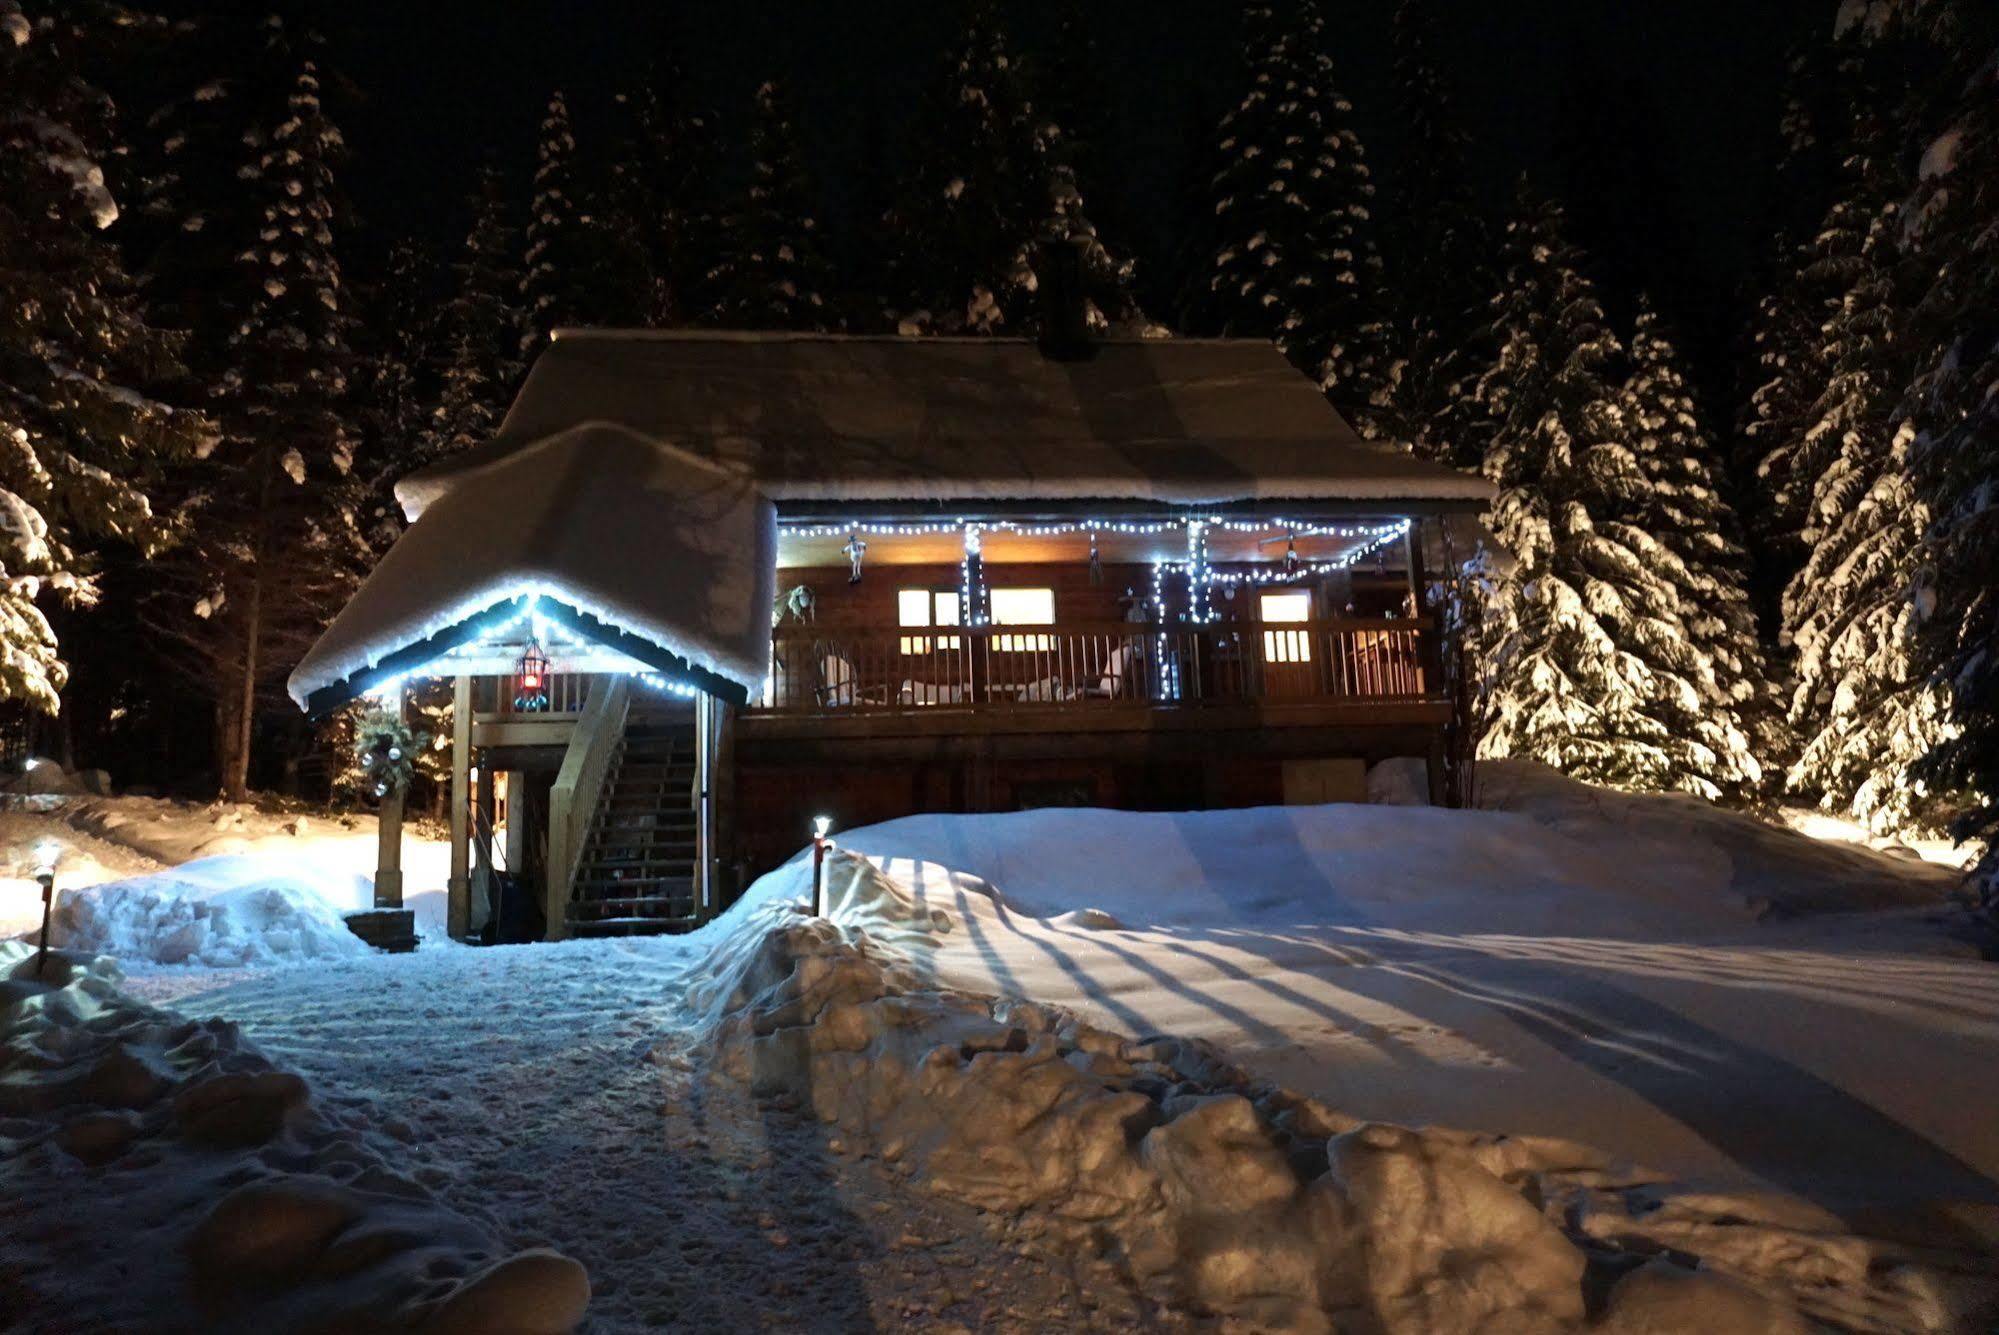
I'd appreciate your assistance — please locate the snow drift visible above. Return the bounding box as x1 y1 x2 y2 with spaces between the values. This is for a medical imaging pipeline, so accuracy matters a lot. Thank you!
692 852 1993 1332
0 941 588 1332
46 856 375 967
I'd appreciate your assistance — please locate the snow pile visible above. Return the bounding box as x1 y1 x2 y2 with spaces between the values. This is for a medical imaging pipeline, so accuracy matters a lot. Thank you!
0 941 589 1332
46 855 376 967
688 851 1996 1332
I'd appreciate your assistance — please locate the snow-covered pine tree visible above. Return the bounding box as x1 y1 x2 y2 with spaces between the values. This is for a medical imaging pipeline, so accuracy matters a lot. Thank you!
706 81 834 331
1473 187 1756 800
1380 0 1491 465
1775 93 1946 834
0 1 207 713
881 3 1049 335
602 69 724 328
423 165 524 460
1904 13 1998 898
520 90 587 356
138 47 371 799
1180 0 1392 434
1621 303 1771 787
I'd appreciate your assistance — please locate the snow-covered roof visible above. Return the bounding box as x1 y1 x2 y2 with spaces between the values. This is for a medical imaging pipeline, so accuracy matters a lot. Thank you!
395 331 1493 520
289 422 775 714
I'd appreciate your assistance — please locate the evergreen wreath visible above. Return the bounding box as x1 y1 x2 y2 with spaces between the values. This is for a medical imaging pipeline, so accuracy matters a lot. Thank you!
353 707 424 799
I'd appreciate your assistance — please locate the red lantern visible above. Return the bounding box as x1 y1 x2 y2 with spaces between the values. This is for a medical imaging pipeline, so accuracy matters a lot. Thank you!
515 639 550 711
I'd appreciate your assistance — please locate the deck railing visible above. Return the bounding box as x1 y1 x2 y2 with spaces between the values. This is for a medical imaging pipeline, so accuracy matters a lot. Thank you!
470 671 595 718
756 619 1431 713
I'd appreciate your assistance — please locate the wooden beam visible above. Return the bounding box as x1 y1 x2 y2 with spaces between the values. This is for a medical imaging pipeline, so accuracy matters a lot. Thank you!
447 674 471 939
373 686 408 909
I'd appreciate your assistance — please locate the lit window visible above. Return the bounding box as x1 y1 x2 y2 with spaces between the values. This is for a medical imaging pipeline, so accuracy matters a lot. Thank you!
899 588 960 653
1261 591 1312 663
991 587 1055 651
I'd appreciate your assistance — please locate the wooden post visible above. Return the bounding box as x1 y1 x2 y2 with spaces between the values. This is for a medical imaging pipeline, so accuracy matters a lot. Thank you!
373 688 407 909
446 674 471 938
473 761 496 932
1405 518 1442 695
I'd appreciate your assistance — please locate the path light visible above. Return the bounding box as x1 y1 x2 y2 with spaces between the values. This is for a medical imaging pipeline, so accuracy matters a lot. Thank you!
32 840 59 979
812 816 833 917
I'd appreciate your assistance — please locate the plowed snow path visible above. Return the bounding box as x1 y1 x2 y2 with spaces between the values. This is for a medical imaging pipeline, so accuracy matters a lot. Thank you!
135 943 1156 1333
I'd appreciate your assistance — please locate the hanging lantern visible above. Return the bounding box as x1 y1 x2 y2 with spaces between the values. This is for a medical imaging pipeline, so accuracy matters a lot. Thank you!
1087 530 1103 586
842 529 867 585
515 639 551 712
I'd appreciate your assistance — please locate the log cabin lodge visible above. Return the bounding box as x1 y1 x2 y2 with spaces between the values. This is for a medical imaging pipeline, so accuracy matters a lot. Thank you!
289 321 1493 943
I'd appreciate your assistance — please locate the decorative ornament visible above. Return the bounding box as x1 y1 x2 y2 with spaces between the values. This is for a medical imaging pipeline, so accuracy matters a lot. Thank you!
1284 531 1300 577
515 639 551 712
1087 531 1103 586
842 529 867 585
353 707 423 802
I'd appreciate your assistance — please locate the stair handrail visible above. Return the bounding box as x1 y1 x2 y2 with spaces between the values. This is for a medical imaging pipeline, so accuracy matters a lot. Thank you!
545 674 631 940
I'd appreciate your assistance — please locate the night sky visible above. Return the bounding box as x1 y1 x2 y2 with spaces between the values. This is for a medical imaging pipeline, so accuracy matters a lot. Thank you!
320 0 1826 401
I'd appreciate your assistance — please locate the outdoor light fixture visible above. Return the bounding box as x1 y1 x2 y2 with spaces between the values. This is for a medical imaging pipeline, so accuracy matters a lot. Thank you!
811 816 833 917
32 840 59 978
514 638 551 712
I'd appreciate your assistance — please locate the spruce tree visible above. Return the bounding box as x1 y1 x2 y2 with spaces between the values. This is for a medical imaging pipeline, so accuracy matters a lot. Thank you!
602 69 724 328
1473 188 1755 799
424 165 524 461
0 0 207 712
881 3 1048 335
1181 0 1392 433
138 46 369 799
521 90 587 355
706 81 834 331
1775 94 1944 834
1621 303 1771 786
1381 0 1491 465
1905 16 1998 895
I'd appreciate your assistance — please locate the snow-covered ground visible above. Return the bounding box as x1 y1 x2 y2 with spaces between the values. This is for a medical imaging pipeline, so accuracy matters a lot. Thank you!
1 791 453 954
6 762 1997 1330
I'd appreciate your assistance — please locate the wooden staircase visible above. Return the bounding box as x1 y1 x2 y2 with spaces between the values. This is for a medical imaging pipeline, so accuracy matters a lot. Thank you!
566 716 704 937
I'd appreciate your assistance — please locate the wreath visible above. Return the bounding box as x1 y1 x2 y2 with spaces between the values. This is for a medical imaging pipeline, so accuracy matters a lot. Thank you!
353 707 424 800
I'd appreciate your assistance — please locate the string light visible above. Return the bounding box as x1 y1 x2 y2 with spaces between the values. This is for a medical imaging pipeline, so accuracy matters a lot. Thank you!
778 516 1406 540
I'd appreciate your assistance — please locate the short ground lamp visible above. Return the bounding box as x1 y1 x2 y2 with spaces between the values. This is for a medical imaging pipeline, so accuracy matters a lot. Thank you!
812 815 833 917
32 840 59 977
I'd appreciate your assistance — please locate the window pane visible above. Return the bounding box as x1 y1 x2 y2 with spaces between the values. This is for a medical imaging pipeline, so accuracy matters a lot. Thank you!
991 587 1054 652
897 589 932 627
934 591 961 626
1261 592 1312 664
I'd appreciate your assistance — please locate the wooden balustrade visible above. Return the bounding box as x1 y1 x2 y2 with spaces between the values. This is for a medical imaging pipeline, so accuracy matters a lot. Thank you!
470 671 595 717
757 619 1431 713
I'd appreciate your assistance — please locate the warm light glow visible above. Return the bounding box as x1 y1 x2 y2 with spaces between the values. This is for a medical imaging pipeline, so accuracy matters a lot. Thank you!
1261 591 1313 663
991 587 1055 651
899 588 962 653
21 758 39 772
813 815 832 839
33 840 60 878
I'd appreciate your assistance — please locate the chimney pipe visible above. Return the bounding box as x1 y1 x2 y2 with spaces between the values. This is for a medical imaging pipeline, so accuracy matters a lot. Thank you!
1032 235 1095 362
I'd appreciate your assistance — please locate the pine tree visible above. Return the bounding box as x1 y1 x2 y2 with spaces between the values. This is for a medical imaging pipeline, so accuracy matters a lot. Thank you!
882 3 1049 335
423 165 524 461
706 81 834 331
1181 0 1392 433
602 69 724 328
520 90 587 355
1621 303 1772 786
1905 14 1999 897
1473 188 1755 799
138 44 369 799
1775 95 1944 834
1380 0 1491 465
0 1 207 713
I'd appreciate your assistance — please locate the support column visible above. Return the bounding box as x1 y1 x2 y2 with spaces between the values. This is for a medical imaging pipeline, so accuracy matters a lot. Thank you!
473 761 496 932
446 674 471 938
373 687 406 909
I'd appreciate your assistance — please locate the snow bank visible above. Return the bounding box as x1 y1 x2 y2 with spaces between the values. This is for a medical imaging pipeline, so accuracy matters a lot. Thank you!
1373 758 1957 918
47 856 376 967
691 853 1996 1332
0 941 589 1332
